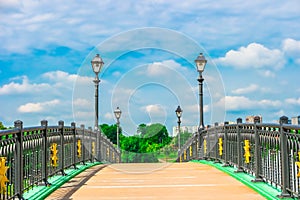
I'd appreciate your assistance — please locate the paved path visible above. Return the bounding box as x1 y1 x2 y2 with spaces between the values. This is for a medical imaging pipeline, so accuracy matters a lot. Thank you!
46 162 264 200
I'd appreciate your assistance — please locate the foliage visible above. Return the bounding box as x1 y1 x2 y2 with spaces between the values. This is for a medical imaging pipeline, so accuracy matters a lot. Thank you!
100 123 173 163
0 122 7 130
100 124 123 145
170 132 193 148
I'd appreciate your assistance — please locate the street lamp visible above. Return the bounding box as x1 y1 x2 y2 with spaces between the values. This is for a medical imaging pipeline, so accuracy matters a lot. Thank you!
114 106 122 150
91 54 104 131
175 105 182 152
195 53 207 131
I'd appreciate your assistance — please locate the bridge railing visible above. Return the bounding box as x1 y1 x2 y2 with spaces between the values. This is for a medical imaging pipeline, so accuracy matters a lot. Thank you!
177 122 300 198
0 120 120 200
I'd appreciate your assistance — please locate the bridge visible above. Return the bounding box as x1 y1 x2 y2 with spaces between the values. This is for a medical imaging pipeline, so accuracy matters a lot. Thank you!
0 119 299 199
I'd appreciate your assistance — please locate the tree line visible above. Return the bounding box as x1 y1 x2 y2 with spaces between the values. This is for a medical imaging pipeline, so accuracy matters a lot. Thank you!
100 123 192 163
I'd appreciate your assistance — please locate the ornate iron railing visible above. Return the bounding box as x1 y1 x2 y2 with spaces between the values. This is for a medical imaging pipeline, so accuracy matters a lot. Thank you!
0 120 120 200
177 122 300 198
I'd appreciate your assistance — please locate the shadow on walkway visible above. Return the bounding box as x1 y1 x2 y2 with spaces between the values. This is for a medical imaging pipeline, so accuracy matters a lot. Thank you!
46 165 107 200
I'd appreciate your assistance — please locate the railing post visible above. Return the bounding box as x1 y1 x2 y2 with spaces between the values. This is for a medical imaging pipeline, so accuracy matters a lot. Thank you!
279 124 291 197
58 120 66 176
96 129 101 162
81 124 86 165
71 122 77 169
14 120 24 199
41 120 50 186
193 134 196 160
236 123 243 172
253 123 263 182
223 122 229 167
88 127 93 162
214 123 219 162
198 131 202 159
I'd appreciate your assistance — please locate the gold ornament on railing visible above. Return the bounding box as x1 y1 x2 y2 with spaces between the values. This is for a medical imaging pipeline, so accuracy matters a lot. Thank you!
219 138 223 156
204 139 207 154
0 157 9 194
296 152 300 177
244 140 251 164
77 139 81 158
50 143 58 167
189 146 192 157
92 142 95 156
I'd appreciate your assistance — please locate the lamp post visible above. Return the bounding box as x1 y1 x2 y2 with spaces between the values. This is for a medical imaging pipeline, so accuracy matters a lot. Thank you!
195 53 207 131
114 107 122 151
91 54 104 161
175 106 183 152
91 54 104 131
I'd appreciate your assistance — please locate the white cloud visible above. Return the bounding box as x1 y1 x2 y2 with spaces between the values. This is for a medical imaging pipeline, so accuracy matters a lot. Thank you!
185 104 210 113
43 70 91 86
282 38 300 55
104 112 114 120
282 38 300 64
142 104 164 115
146 60 183 76
258 70 275 78
217 96 281 111
0 75 50 95
285 97 300 105
232 84 259 95
73 98 91 107
215 43 285 70
18 99 60 113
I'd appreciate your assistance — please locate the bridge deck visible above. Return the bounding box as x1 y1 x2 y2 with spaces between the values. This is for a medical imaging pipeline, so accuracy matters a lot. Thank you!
46 162 265 199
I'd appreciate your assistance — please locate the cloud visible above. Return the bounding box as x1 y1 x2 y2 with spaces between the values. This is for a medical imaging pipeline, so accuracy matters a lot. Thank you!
258 70 275 78
285 97 300 105
184 104 210 113
146 60 183 76
282 38 300 64
215 43 285 70
0 75 50 95
18 99 60 113
142 104 165 116
282 38 300 55
104 112 114 120
217 96 281 111
73 98 91 107
43 70 91 86
232 84 259 95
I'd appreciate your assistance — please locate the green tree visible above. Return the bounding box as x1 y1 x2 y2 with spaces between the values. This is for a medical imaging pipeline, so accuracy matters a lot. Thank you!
100 124 122 145
0 122 7 130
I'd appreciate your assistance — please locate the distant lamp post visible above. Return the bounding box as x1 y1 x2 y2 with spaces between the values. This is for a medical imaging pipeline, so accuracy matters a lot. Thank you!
91 54 104 131
175 106 183 152
195 53 207 131
114 106 122 150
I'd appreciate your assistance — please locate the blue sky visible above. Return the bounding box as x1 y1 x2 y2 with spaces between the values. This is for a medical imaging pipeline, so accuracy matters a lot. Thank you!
0 0 300 135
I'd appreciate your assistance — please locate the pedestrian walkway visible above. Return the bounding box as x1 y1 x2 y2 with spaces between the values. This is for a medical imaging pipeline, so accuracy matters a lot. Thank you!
45 162 274 200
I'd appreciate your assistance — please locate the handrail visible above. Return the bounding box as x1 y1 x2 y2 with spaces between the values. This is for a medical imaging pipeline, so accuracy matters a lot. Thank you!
0 120 120 200
177 122 300 198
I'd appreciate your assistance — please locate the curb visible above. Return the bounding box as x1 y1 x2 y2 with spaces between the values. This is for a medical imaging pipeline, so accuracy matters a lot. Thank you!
191 160 291 200
23 162 102 200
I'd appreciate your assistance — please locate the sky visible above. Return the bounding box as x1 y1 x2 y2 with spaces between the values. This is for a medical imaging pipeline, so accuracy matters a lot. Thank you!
0 0 300 136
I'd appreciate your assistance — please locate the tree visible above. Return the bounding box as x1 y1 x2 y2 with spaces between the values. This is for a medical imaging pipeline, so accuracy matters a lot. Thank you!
137 123 147 136
100 124 122 145
0 122 7 130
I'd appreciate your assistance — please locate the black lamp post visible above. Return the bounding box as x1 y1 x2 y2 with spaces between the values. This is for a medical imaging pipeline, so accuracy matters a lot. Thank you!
195 53 207 131
91 54 104 131
91 54 104 161
175 106 183 152
114 107 122 151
